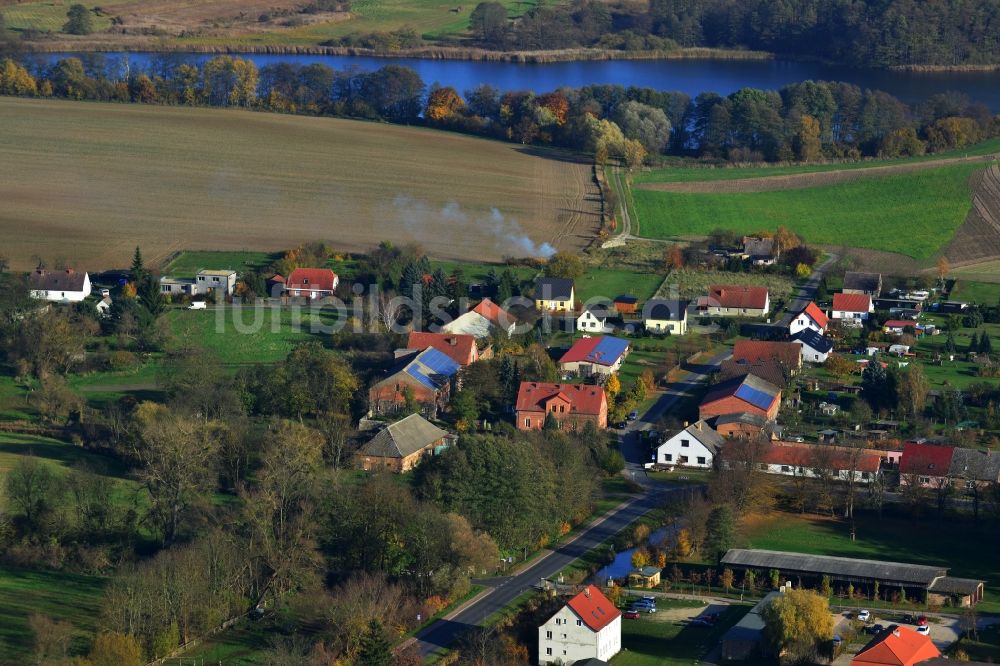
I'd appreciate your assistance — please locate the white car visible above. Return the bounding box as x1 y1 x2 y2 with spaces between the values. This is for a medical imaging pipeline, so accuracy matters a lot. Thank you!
188 301 207 310
857 610 871 622
916 625 930 635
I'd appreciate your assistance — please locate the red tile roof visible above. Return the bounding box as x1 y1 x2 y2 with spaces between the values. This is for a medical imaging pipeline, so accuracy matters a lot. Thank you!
473 297 513 327
833 293 872 313
852 625 940 666
884 320 918 329
559 335 630 366
286 268 338 292
900 443 955 476
733 340 802 369
709 285 769 309
406 332 478 366
800 302 829 329
516 382 606 416
565 585 621 632
760 442 882 473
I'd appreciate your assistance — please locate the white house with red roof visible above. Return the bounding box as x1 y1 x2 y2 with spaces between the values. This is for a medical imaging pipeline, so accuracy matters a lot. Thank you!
538 585 621 665
789 302 829 336
700 285 770 318
440 298 515 338
284 268 339 299
831 293 873 326
559 335 630 378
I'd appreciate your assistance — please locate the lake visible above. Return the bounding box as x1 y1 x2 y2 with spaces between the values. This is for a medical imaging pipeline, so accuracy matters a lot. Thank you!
28 51 1000 109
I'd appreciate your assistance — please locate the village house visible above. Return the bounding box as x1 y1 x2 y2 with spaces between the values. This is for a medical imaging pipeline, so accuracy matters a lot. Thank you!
440 297 516 338
721 440 882 482
284 267 339 300
405 331 486 366
743 236 779 265
28 268 91 302
831 293 874 326
899 442 955 488
700 374 781 422
642 298 688 335
713 412 773 439
538 585 621 665
368 347 460 418
843 271 883 297
612 294 638 315
884 320 924 335
719 358 792 388
628 566 662 588
948 448 1000 490
516 382 608 431
789 302 828 336
852 625 940 666
559 335 630 378
354 413 455 473
534 277 575 312
577 304 613 333
656 420 724 468
160 268 238 298
791 328 833 363
700 285 770 318
732 340 802 374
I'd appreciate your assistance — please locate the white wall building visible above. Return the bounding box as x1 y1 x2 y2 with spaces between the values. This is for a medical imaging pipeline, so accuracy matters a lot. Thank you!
577 306 610 333
539 585 621 665
656 420 723 468
28 269 91 302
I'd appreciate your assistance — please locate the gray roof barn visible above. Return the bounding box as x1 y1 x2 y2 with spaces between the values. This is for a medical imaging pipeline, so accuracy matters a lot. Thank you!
535 277 575 301
948 448 1000 483
721 549 946 585
843 271 882 295
28 269 88 292
358 414 450 459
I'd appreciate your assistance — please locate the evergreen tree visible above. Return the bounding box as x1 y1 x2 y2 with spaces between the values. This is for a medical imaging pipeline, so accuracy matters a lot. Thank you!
399 261 421 298
130 246 145 283
982 332 993 355
448 267 466 301
63 4 94 35
485 268 500 298
704 505 735 563
543 411 560 431
137 274 164 317
944 332 957 354
498 268 518 302
357 619 392 666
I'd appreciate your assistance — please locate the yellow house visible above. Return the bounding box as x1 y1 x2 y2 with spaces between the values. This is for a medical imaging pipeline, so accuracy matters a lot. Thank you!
534 277 575 312
628 566 662 588
643 299 688 335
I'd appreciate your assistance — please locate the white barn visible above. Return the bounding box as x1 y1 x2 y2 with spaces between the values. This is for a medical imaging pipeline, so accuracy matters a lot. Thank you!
28 269 91 303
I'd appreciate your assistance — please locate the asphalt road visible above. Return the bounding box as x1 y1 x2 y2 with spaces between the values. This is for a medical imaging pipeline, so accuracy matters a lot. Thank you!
408 349 729 658
775 252 838 327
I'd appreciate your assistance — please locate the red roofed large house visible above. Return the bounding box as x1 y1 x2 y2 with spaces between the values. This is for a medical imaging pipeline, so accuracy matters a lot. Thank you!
700 374 781 422
899 442 955 488
405 332 487 366
440 297 516 338
733 340 802 374
721 441 882 483
284 268 339 300
538 584 621 665
516 382 607 430
851 625 940 666
559 335 630 378
789 302 829 335
701 285 770 317
831 293 874 326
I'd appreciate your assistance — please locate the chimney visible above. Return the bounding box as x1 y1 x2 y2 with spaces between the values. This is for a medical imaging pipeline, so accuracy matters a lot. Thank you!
683 421 689 428
892 628 901 638
695 421 702 431
583 587 590 598
447 337 457 346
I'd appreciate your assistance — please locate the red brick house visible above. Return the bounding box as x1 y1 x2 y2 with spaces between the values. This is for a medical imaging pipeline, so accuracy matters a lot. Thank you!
732 340 802 374
285 268 339 299
700 285 770 317
405 332 488 366
699 374 781 422
368 347 461 418
516 382 607 431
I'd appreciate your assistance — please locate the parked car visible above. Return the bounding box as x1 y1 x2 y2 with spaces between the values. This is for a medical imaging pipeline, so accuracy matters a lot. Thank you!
916 625 930 635
630 598 655 606
641 596 657 603
857 610 871 622
865 624 885 635
623 610 641 620
916 615 928 627
902 614 915 624
630 605 656 614
189 301 207 310
628 410 639 421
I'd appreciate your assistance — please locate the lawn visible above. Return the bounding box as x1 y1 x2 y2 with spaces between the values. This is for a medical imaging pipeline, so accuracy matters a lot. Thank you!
614 603 751 666
948 279 1000 305
949 625 1000 662
0 0 125 33
577 268 664 304
636 137 1000 184
166 306 328 366
163 250 278 278
950 260 1000 285
632 163 985 260
0 97 595 271
740 510 1000 613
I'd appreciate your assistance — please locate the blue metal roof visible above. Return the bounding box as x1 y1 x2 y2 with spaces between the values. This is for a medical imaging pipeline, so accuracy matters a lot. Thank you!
735 383 777 411
403 347 460 390
587 336 630 365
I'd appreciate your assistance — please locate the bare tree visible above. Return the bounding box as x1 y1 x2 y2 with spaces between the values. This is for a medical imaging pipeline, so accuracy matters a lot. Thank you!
711 435 775 515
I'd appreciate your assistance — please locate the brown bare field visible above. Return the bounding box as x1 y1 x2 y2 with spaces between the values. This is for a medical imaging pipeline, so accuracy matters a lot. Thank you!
638 153 999 194
0 97 599 271
944 162 1000 268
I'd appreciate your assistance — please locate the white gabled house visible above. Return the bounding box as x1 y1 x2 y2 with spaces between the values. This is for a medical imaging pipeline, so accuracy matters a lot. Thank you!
28 269 92 303
577 305 611 333
539 585 621 665
656 420 724 468
791 329 833 364
830 293 873 327
789 302 829 336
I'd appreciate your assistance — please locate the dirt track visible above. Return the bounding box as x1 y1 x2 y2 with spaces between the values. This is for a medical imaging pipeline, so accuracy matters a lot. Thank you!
638 154 1000 194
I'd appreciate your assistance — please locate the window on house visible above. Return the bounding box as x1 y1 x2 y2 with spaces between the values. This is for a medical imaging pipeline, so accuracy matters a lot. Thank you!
546 648 552 656
697 456 706 465
919 476 930 484
664 453 672 462
546 631 552 639
781 465 791 472
679 456 689 464
576 620 582 627
759 463 767 470
862 472 871 479
560 405 565 413
681 439 689 447
303 278 309 284
524 418 531 428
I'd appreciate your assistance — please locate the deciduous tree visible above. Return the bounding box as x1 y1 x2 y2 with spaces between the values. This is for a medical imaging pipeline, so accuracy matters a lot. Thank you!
760 589 834 664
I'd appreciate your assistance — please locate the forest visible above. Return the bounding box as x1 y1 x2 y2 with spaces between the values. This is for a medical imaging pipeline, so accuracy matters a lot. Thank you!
1 55 997 165
465 0 1000 67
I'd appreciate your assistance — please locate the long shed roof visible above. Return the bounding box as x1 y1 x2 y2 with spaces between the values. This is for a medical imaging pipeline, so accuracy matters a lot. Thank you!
721 549 946 586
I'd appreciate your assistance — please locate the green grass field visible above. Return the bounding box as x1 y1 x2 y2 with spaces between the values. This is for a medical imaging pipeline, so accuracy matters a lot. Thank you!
949 279 1000 305
163 250 277 279
616 603 750 666
637 138 1000 184
0 0 124 33
633 163 985 260
577 268 663 303
741 510 1000 613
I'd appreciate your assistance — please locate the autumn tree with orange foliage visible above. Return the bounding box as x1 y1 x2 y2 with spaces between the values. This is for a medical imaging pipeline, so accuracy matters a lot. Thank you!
425 86 465 124
537 91 569 126
665 243 684 270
